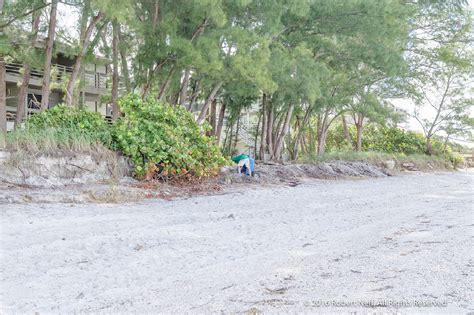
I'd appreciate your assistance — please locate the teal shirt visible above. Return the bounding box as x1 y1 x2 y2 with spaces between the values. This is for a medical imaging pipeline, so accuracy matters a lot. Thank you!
231 154 249 163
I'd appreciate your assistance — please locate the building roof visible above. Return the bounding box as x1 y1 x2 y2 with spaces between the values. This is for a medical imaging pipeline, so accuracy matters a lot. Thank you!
7 31 111 64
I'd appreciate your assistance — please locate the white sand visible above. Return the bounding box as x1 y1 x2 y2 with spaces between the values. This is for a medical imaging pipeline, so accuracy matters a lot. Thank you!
1 171 473 313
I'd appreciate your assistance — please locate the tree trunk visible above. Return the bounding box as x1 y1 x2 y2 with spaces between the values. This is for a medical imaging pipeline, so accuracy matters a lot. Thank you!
355 124 363 152
169 91 179 105
118 30 131 93
266 101 274 158
15 11 41 128
65 11 105 106
254 111 261 158
317 129 328 155
259 93 267 160
215 102 226 143
187 80 200 111
423 74 452 153
141 65 159 99
225 123 233 154
0 57 6 132
40 0 58 110
16 68 31 127
157 67 174 101
292 106 311 160
75 0 94 108
152 0 160 32
301 131 308 155
341 115 353 148
142 71 153 99
178 68 190 106
142 61 169 99
273 104 294 160
209 99 217 135
292 115 301 158
352 113 364 152
234 115 241 152
111 20 120 121
308 122 315 153
316 109 332 156
273 112 284 150
196 82 222 124
426 136 433 156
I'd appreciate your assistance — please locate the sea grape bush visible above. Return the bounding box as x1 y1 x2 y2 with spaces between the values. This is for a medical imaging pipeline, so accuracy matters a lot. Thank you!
113 94 227 178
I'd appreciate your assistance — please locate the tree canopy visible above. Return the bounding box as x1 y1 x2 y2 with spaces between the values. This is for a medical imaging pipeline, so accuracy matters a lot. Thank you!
1 0 472 158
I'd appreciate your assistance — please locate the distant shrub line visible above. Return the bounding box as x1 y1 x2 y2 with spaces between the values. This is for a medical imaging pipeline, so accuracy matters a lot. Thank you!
325 123 463 166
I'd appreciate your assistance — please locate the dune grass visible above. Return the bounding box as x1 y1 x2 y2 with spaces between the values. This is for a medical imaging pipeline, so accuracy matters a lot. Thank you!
0 129 124 177
0 128 108 155
299 151 453 170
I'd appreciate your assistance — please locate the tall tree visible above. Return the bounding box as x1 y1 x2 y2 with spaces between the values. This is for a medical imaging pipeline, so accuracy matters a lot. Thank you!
0 0 48 29
65 8 105 106
118 29 131 93
407 2 473 154
111 19 120 120
0 56 6 132
15 10 42 128
413 62 473 155
40 0 58 111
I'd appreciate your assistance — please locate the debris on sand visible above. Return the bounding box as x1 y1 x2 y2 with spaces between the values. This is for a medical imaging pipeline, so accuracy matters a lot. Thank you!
220 160 389 185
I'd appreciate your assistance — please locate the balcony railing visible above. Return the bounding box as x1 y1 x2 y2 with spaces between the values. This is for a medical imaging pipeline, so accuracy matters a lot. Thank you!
5 62 109 93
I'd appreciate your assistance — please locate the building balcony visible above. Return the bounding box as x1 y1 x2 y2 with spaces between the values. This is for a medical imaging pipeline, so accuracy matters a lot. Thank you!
5 62 109 95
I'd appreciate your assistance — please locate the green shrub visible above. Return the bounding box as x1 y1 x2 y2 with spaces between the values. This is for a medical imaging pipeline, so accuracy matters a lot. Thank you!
299 151 452 170
322 123 465 168
325 123 354 152
362 125 426 155
448 152 465 168
26 105 112 146
326 124 441 156
113 94 227 178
